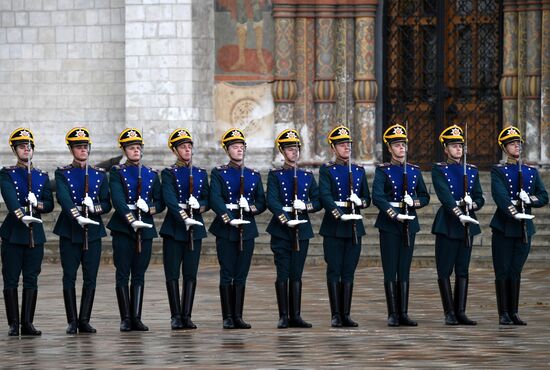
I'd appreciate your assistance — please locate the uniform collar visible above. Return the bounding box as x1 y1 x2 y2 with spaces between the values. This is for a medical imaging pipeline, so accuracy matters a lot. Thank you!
16 160 32 169
175 159 191 167
283 162 296 170
446 158 461 165
334 158 349 166
124 159 139 167
228 161 242 169
71 160 86 169
390 158 404 166
506 157 518 165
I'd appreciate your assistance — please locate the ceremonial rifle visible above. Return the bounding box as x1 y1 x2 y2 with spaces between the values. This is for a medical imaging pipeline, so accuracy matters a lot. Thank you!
463 123 471 248
518 142 528 244
402 122 410 248
349 142 359 246
238 149 245 252
82 142 90 251
135 146 143 254
187 159 195 252
27 132 35 249
292 143 300 252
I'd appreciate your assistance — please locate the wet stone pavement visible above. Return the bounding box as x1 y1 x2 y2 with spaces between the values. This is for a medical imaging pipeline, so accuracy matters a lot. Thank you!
1 263 549 369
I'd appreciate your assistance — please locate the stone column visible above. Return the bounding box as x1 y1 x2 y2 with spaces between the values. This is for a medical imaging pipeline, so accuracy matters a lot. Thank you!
499 0 519 129
353 5 378 165
542 0 550 166
313 7 336 161
272 5 298 164
522 2 542 162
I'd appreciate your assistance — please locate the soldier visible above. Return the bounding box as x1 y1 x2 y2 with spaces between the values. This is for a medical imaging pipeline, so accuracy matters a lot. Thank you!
54 127 111 334
160 129 208 330
372 124 429 327
209 128 266 329
490 126 548 325
266 129 321 329
319 125 370 328
1 128 54 336
107 128 164 332
431 125 483 325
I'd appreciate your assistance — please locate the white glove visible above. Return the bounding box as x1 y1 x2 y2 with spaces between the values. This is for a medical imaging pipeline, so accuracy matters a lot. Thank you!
229 218 250 227
396 214 415 222
287 219 308 228
463 194 473 210
403 194 414 207
188 195 200 209
76 216 99 227
459 215 479 225
27 192 37 207
514 213 535 221
239 196 250 212
22 215 42 226
184 218 203 230
519 190 531 205
136 198 149 213
340 214 363 221
293 199 306 211
131 220 153 230
82 196 94 212
349 193 362 207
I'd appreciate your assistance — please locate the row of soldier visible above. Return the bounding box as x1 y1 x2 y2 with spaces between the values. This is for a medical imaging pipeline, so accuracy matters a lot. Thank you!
1 124 547 336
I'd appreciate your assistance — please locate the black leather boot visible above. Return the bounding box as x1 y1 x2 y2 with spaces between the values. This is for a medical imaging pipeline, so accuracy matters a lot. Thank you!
131 285 149 331
384 281 399 327
275 281 289 328
181 280 197 329
233 284 251 329
341 282 358 327
78 288 97 333
327 282 342 327
438 279 459 325
509 279 527 325
116 286 132 331
3 288 19 336
398 281 417 326
495 279 513 325
20 288 41 336
454 277 476 325
219 284 234 329
289 280 312 328
63 288 78 334
166 280 184 330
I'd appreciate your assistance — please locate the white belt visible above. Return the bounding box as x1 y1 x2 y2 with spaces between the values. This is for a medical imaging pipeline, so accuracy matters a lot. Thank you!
335 201 350 207
226 203 239 210
179 203 188 209
76 205 83 211
127 204 137 210
511 199 518 206
389 202 403 207
282 206 293 212
456 201 462 206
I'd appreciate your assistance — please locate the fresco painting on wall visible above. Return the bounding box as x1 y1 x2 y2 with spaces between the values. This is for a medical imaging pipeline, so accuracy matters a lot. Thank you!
215 0 274 81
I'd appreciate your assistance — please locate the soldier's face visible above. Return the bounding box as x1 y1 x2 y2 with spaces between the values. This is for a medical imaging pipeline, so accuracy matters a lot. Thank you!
333 142 350 159
282 146 299 162
227 143 245 161
445 143 463 160
71 144 89 162
505 140 520 157
389 141 406 160
15 143 32 161
124 144 142 161
175 142 193 162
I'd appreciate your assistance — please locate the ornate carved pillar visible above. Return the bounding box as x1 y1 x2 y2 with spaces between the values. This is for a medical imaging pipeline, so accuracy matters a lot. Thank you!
272 5 297 164
522 1 542 162
353 5 378 165
500 0 519 129
541 0 550 166
314 6 336 161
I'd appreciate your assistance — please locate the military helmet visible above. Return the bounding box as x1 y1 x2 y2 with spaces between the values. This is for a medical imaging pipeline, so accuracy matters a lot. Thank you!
65 127 91 147
439 125 464 146
9 127 34 148
498 126 523 147
221 128 245 150
327 125 352 146
118 128 144 148
168 128 192 150
383 124 408 145
276 129 301 152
